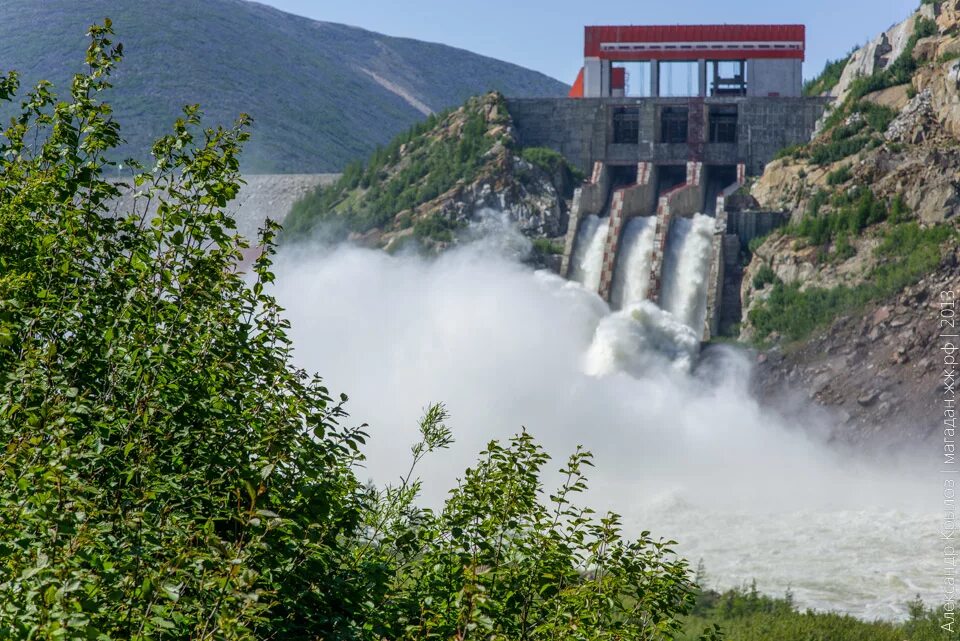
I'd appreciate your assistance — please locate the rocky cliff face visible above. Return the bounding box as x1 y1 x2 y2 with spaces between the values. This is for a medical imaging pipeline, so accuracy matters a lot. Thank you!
742 1 960 446
830 5 937 101
753 249 960 447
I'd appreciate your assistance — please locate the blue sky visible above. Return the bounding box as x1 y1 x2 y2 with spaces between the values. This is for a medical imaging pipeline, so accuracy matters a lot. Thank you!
262 0 919 84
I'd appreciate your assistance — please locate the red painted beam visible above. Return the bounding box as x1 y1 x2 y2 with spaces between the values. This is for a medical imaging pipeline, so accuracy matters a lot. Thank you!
584 24 805 60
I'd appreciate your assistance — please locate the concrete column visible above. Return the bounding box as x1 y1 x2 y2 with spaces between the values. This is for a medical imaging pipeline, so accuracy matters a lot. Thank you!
698 58 708 97
651 61 660 98
583 57 602 98
600 60 611 97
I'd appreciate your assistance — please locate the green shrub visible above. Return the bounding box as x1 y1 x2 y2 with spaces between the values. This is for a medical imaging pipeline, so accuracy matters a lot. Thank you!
520 146 585 192
790 188 887 246
809 134 872 165
682 585 958 641
890 193 911 223
413 213 462 242
855 101 897 132
747 235 769 255
833 231 857 261
775 143 805 160
827 164 854 185
807 189 831 216
752 263 780 290
0 24 380 638
533 237 564 255
521 146 567 173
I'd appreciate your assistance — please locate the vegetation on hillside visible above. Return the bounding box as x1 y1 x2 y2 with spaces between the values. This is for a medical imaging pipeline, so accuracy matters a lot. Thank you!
281 95 581 245
748 192 956 341
747 6 959 344
681 584 958 641
0 23 710 639
778 13 935 170
282 98 506 239
803 54 852 96
0 0 567 173
843 15 938 103
778 101 897 166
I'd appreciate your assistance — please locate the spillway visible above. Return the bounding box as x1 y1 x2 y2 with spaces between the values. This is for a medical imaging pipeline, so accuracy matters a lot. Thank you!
659 214 715 333
609 216 657 310
569 214 609 293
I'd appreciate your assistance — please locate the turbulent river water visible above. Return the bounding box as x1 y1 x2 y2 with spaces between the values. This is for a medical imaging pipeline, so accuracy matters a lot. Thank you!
272 219 937 621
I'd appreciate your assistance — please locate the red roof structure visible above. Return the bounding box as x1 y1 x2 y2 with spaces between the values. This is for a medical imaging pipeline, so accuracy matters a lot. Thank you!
584 25 805 61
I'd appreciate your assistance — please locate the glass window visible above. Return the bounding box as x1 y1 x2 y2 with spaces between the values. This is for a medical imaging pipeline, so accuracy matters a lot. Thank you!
659 61 699 97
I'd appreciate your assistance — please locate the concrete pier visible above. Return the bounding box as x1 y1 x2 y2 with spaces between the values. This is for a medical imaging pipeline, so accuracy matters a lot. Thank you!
597 162 659 301
702 169 745 342
561 162 611 279
647 162 705 304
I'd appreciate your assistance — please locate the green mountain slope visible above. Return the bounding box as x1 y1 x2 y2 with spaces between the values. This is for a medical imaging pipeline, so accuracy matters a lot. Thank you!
0 0 567 173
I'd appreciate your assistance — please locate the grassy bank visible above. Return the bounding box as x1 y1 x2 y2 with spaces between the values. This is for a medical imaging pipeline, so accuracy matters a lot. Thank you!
681 585 957 641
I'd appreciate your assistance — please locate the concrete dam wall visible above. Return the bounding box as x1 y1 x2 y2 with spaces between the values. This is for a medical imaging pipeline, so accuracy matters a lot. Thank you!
562 160 789 344
514 94 822 345
506 96 828 176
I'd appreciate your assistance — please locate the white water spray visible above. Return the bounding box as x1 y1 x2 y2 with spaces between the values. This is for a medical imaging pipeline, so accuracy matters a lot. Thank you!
610 216 657 310
271 217 936 621
659 213 715 332
569 214 609 293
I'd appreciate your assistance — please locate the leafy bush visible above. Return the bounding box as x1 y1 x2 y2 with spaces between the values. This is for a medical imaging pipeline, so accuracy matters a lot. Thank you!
790 188 888 246
827 164 854 186
0 23 379 639
521 146 568 174
890 193 911 223
752 263 780 290
809 134 872 165
855 101 897 133
775 143 806 160
0 23 707 640
533 237 564 255
381 433 710 641
413 213 462 242
521 146 586 188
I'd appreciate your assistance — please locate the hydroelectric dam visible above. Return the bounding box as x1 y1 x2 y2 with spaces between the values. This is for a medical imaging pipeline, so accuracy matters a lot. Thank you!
506 24 828 342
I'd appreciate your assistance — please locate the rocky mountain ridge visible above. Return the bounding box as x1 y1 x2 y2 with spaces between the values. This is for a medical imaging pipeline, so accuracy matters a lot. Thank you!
743 0 960 445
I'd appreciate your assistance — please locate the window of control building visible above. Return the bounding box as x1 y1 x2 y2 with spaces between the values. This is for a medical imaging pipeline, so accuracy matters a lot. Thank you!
612 107 640 144
709 106 738 143
660 107 689 143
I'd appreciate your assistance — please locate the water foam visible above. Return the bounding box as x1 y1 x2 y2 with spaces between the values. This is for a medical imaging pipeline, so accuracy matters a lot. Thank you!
659 213 716 332
610 216 657 310
569 214 609 293
271 219 936 621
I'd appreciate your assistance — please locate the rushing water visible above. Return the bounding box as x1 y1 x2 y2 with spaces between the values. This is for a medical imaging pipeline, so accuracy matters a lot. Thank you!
569 214 609 293
609 216 657 310
659 213 715 333
272 217 936 621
